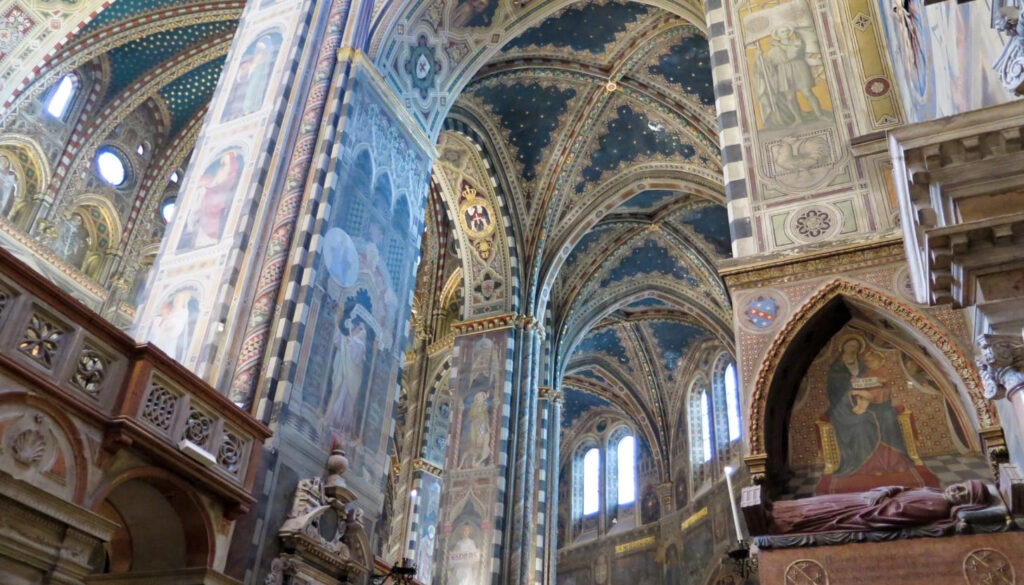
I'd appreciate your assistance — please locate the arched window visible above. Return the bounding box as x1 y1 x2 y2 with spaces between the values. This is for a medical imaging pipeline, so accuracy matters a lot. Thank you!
724 362 741 442
689 378 714 471
46 74 78 119
160 196 177 223
699 390 712 462
616 435 635 505
582 448 600 515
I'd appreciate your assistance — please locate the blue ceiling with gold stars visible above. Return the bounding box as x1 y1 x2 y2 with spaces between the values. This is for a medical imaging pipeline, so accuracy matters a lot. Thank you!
442 0 731 478
82 0 196 34
502 0 652 55
471 82 578 181
159 55 227 134
647 34 716 106
102 20 236 104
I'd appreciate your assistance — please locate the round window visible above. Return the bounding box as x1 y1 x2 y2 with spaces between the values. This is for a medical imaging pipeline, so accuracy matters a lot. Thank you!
96 148 128 187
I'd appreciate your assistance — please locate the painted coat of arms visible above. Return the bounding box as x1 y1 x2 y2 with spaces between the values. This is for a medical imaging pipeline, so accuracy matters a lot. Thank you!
745 296 779 329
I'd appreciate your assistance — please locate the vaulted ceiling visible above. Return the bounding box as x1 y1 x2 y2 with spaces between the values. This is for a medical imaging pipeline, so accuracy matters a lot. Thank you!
432 0 732 480
23 0 240 140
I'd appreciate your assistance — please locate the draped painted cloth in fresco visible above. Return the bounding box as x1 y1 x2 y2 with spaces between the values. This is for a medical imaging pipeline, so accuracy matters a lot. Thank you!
771 480 991 535
826 353 911 475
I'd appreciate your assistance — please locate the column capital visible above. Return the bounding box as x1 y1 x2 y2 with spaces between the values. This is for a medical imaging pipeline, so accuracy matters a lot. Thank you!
538 387 563 403
411 458 443 477
977 333 1024 400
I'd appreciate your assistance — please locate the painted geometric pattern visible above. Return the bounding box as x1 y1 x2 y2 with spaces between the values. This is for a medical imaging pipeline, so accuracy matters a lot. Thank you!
159 55 226 134
0 5 35 63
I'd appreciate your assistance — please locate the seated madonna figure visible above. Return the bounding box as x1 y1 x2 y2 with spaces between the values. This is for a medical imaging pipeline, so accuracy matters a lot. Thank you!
770 480 993 535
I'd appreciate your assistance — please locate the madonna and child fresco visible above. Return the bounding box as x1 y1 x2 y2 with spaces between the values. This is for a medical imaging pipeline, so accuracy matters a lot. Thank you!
788 326 975 496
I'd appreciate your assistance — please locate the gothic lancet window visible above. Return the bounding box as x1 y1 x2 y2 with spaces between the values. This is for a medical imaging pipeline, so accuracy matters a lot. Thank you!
616 434 635 505
582 447 600 515
46 74 78 119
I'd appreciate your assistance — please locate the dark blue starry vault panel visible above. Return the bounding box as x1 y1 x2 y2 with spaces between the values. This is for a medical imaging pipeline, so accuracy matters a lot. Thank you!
648 34 716 106
562 388 613 429
600 239 699 287
576 105 697 192
565 223 617 268
159 56 227 135
104 21 237 104
472 82 576 182
574 328 630 366
677 205 731 257
82 0 194 34
620 189 678 212
625 297 671 310
503 1 651 55
645 320 706 373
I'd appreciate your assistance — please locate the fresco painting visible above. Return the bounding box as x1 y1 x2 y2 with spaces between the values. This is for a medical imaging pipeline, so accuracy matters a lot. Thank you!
447 507 485 585
291 67 430 502
448 0 498 29
177 148 244 251
741 0 833 132
452 332 503 471
877 0 1009 122
148 285 201 362
612 549 659 585
416 473 443 584
221 31 283 122
788 324 975 494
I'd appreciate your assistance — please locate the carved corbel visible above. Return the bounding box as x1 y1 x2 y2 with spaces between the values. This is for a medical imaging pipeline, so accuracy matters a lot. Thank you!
993 4 1024 94
976 334 1024 400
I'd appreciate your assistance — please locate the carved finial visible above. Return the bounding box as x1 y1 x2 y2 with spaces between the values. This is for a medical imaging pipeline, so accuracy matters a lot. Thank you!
326 435 349 489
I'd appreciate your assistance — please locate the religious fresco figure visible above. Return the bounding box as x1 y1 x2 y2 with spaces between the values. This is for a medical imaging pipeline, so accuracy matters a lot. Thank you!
148 288 200 362
222 32 282 122
327 311 369 441
449 0 497 29
0 154 19 216
54 213 89 267
177 149 243 251
455 335 500 468
460 391 492 467
771 480 992 534
448 522 482 585
817 335 938 494
755 25 827 128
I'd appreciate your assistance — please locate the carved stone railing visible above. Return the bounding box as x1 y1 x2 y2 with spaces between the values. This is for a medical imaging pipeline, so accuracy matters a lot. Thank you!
0 247 269 517
888 101 1024 335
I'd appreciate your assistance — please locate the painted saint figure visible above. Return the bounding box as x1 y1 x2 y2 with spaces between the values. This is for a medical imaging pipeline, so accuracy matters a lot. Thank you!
0 154 19 216
177 149 243 250
817 337 938 494
222 33 281 122
756 25 827 127
149 289 199 362
328 314 368 441
450 0 496 28
448 523 481 585
460 391 491 467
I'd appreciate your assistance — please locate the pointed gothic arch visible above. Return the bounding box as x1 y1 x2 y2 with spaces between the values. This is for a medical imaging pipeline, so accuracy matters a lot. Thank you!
745 278 996 481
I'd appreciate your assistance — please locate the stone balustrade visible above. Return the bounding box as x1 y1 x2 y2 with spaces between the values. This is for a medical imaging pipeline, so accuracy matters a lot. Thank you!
0 246 269 517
